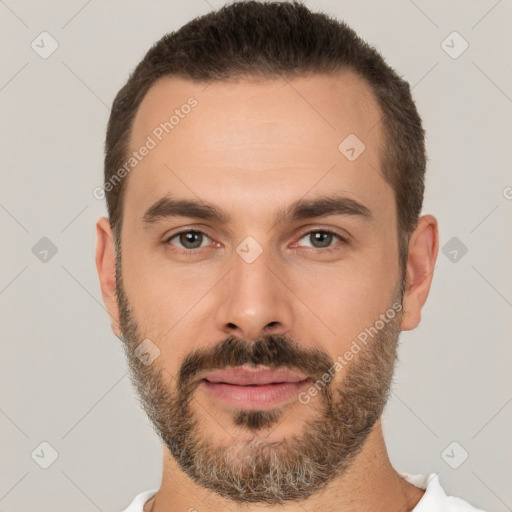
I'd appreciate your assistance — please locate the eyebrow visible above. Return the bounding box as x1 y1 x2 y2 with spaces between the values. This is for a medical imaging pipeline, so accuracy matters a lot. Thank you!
141 193 372 228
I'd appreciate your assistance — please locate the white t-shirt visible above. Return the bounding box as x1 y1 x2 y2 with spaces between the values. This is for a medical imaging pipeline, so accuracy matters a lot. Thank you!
120 472 488 511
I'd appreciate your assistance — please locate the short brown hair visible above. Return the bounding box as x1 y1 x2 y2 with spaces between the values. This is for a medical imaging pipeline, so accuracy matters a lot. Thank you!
104 0 425 273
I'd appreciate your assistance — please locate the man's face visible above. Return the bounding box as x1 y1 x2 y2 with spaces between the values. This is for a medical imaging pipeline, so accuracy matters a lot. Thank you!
116 71 404 503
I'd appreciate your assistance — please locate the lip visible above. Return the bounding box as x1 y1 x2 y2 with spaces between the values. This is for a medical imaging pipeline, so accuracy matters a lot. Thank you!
198 366 310 409
200 380 310 409
201 366 309 386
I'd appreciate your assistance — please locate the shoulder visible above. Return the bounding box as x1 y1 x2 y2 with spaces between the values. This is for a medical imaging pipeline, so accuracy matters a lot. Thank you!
399 472 489 512
120 489 158 512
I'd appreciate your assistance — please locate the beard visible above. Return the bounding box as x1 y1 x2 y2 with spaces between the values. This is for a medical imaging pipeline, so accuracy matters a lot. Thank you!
115 257 404 505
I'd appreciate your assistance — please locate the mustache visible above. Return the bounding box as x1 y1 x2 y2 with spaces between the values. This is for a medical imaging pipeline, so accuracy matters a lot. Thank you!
178 334 334 390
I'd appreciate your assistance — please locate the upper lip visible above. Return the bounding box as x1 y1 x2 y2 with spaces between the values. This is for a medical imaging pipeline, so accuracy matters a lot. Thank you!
200 366 309 386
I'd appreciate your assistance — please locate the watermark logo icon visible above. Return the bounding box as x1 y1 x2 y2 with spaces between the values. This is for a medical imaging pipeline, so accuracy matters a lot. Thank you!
236 236 263 264
134 339 160 365
442 236 468 263
441 31 469 59
441 441 469 469
338 134 366 161
31 32 59 59
31 441 59 469
32 237 58 263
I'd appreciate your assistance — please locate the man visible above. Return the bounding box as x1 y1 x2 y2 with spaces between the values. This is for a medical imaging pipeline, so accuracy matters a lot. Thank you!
95 2 487 511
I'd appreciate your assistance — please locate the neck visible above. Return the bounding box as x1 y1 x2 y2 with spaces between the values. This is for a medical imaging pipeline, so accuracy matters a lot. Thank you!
146 421 425 512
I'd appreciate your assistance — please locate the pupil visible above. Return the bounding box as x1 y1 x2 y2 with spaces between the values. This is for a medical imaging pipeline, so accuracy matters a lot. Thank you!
181 232 202 249
312 232 331 248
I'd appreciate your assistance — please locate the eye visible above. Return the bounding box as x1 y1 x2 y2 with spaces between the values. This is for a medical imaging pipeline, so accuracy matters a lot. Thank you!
166 230 211 250
296 229 345 250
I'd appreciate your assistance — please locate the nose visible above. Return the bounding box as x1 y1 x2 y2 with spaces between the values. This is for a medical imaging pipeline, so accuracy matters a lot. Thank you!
214 246 293 341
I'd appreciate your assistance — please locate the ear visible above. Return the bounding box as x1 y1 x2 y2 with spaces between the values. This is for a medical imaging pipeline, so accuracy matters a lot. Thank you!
95 217 121 337
401 214 439 331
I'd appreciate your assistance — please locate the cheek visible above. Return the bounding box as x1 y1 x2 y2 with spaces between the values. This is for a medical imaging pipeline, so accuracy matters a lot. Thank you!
290 251 397 346
120 248 173 333
121 248 216 339
120 269 198 377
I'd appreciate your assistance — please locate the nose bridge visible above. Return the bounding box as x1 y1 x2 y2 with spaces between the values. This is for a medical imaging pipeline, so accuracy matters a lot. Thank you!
215 241 292 339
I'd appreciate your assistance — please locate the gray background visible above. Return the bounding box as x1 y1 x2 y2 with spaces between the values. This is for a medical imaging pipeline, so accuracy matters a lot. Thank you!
1 1 511 511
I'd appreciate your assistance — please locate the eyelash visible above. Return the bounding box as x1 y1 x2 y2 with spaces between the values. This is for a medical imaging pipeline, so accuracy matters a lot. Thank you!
164 228 347 256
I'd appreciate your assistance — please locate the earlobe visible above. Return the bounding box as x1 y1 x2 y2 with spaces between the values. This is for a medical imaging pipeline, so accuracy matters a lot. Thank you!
400 215 439 331
95 217 122 337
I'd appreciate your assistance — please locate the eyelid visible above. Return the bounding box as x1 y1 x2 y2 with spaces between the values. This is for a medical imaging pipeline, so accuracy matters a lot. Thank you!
164 226 348 254
294 221 350 238
292 228 347 249
164 228 214 248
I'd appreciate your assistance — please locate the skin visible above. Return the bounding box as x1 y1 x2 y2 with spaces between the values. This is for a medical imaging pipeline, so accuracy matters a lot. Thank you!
96 70 438 511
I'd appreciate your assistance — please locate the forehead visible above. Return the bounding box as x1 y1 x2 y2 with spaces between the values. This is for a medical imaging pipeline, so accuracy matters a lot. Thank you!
124 71 392 226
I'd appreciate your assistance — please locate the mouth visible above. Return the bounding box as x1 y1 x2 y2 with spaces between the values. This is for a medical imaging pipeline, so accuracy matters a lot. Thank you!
201 365 309 386
198 366 310 409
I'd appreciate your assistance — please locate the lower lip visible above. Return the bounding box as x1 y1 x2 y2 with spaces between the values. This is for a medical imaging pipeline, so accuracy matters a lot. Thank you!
200 380 310 409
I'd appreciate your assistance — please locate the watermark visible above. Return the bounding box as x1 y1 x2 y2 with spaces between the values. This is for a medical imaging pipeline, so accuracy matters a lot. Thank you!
338 133 366 161
442 236 468 263
32 236 58 263
441 31 469 60
134 338 160 365
298 301 402 404
236 236 264 263
93 97 198 200
441 441 469 469
31 31 59 59
31 441 59 469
